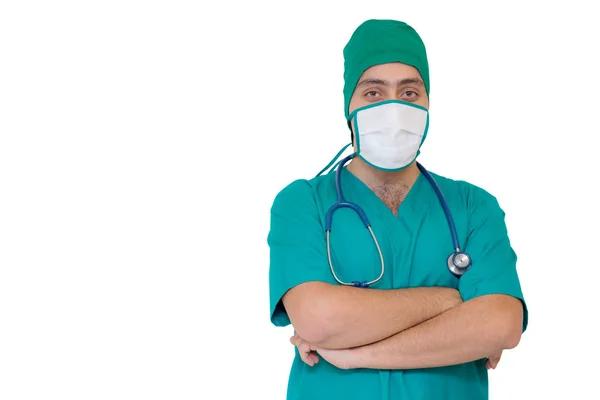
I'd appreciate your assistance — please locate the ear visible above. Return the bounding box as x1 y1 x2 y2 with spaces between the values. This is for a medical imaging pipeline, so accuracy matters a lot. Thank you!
348 119 359 152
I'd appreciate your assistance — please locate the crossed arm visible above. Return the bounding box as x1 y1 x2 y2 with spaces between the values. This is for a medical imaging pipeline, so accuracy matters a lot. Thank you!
283 281 523 370
282 280 463 349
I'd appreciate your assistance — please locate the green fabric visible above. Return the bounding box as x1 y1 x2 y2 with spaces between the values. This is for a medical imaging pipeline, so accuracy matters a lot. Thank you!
343 19 430 119
268 168 528 400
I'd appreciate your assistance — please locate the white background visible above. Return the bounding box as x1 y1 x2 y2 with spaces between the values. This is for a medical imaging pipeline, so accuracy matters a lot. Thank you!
1 1 599 399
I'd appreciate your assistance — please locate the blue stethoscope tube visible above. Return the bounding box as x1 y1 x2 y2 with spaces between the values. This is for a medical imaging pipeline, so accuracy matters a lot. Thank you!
325 155 472 288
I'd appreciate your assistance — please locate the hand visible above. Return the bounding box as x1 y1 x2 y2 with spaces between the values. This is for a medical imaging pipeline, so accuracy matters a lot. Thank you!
486 350 503 370
289 334 319 367
315 347 363 370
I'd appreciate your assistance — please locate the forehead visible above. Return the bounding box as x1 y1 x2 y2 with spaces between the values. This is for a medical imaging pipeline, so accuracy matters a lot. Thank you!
359 62 422 81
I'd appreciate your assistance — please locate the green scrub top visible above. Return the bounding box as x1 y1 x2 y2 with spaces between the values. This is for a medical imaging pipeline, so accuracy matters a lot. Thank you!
268 164 528 400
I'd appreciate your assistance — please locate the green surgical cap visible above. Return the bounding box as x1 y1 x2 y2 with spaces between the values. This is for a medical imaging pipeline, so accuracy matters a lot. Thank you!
343 19 430 119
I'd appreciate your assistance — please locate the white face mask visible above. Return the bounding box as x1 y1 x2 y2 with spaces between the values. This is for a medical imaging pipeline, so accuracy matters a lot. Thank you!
350 100 429 171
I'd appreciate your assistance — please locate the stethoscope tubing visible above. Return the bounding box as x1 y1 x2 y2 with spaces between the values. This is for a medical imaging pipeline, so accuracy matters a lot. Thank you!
325 154 471 287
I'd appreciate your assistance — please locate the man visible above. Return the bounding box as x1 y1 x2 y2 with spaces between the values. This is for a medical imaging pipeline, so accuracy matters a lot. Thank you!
268 19 527 400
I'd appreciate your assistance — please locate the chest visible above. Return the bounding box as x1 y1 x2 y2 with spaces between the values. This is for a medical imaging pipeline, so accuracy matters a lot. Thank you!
371 183 409 217
325 204 467 289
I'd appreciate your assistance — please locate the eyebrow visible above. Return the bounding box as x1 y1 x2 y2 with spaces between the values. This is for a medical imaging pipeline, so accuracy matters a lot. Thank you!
356 78 424 88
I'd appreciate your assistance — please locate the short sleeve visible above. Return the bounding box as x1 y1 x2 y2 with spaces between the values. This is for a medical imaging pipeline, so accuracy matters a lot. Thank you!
458 187 529 332
267 179 334 327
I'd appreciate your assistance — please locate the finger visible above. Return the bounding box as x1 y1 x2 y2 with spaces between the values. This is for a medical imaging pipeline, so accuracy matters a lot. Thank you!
486 355 500 369
298 349 313 366
300 349 315 367
489 357 499 369
491 353 501 366
308 352 320 364
298 342 315 363
299 341 311 354
301 356 314 367
304 355 315 367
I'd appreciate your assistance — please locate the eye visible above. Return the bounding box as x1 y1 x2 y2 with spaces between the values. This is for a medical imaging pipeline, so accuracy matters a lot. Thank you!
365 90 381 98
402 90 418 99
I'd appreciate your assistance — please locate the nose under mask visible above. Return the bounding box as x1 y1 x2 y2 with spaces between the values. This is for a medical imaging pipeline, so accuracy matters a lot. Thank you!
350 100 429 171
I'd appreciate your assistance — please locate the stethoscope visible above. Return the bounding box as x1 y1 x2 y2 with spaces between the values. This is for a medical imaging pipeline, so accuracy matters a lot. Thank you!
325 154 472 288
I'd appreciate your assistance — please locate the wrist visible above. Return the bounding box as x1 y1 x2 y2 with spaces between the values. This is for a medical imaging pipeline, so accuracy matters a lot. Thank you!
354 342 377 369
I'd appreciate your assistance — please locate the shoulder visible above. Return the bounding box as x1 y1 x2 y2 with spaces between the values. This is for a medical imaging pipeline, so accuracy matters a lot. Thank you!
426 170 503 214
270 173 334 214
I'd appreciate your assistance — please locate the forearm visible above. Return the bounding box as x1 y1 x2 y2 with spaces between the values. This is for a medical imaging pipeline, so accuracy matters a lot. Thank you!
287 282 461 349
356 294 524 369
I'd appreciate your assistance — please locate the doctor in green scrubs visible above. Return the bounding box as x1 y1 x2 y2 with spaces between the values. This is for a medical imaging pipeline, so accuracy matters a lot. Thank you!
268 19 528 400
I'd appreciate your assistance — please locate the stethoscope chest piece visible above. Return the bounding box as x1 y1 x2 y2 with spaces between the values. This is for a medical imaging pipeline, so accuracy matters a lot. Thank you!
324 153 474 286
447 251 472 277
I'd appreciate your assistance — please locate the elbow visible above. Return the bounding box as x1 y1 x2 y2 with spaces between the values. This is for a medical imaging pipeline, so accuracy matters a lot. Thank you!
285 282 340 345
488 297 524 350
486 319 522 350
294 321 331 346
499 323 522 349
292 303 338 346
506 331 522 349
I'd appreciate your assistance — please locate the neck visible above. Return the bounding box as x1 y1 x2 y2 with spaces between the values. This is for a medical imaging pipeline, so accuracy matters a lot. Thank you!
346 157 421 188
346 157 421 216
